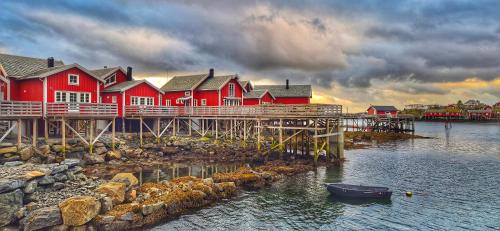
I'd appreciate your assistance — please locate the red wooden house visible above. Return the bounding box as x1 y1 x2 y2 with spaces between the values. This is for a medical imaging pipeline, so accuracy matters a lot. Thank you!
367 105 399 117
161 73 209 107
253 80 311 104
243 89 275 105
239 80 253 92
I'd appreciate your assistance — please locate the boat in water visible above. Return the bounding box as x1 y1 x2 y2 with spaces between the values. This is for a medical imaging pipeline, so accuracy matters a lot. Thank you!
325 183 392 199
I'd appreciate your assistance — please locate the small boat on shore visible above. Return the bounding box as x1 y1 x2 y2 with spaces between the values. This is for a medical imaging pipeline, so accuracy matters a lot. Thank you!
325 183 392 199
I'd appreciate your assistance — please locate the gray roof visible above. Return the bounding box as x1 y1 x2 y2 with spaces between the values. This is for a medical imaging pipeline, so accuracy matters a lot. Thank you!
197 75 237 90
0 53 64 78
103 80 163 93
370 106 398 111
253 85 312 98
17 63 103 82
161 74 208 92
91 67 125 79
243 89 274 99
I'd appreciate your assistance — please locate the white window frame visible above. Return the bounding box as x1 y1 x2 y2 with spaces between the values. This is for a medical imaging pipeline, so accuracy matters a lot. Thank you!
131 96 154 106
185 91 190 96
228 83 235 97
194 99 198 107
201 99 207 106
166 99 171 106
112 96 117 103
54 91 91 103
68 74 79 85
104 73 116 87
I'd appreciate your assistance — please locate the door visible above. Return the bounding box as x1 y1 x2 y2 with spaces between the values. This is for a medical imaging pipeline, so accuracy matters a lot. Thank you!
68 92 79 112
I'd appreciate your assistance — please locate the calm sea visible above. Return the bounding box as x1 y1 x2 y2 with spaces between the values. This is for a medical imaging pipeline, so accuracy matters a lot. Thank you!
150 122 500 231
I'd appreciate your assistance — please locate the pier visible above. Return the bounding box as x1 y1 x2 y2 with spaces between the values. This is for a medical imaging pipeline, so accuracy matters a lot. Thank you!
1 101 416 162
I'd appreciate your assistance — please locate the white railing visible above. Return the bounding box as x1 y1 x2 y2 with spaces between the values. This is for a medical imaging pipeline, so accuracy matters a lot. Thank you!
0 101 43 117
46 103 118 117
126 104 343 117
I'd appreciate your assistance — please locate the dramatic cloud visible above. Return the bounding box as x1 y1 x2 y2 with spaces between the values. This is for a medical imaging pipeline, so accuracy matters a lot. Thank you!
0 0 499 111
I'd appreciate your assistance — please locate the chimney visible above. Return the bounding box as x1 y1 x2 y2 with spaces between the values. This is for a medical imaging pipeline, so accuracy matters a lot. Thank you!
47 57 54 68
209 68 214 78
126 66 133 81
286 79 289 89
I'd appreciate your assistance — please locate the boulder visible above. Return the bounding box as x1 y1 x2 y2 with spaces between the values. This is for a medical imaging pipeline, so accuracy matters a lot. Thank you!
106 150 121 160
0 179 26 193
4 161 23 167
0 189 23 227
51 145 65 153
111 173 138 187
24 181 38 194
19 147 33 161
0 146 17 155
58 196 101 226
94 147 107 155
143 143 154 149
53 173 68 182
68 166 83 174
38 176 55 186
141 202 164 216
53 182 65 190
95 182 126 204
61 159 80 168
25 171 46 180
50 165 69 175
38 145 50 155
23 206 62 231
133 148 143 157
100 197 113 214
86 155 104 165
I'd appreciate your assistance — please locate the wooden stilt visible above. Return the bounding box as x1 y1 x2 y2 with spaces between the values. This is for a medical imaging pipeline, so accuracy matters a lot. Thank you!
326 119 330 160
139 117 143 147
257 119 261 151
279 118 283 153
215 119 218 139
188 119 192 136
122 118 125 134
88 119 93 154
61 119 66 155
243 120 247 141
32 119 37 147
156 118 161 143
313 119 318 163
172 118 176 136
112 118 116 151
16 119 22 148
44 119 49 141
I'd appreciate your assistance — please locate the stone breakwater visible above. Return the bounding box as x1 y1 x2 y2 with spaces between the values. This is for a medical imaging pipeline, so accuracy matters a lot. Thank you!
0 160 313 230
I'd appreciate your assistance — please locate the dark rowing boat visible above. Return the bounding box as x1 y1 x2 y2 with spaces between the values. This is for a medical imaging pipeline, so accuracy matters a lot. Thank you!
325 183 392 199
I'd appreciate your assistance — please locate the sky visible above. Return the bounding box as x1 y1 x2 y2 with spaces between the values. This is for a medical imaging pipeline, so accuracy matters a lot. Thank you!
0 0 499 112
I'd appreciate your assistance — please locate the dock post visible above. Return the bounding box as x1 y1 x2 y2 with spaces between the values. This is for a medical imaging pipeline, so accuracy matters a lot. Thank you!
279 118 284 154
326 119 330 160
112 118 116 151
188 119 192 136
88 119 93 155
44 119 49 141
336 123 344 159
313 119 319 164
139 117 143 147
230 119 233 140
215 119 218 139
257 119 261 151
32 119 37 147
156 118 161 143
17 119 22 149
243 120 247 141
172 118 176 137
61 119 66 155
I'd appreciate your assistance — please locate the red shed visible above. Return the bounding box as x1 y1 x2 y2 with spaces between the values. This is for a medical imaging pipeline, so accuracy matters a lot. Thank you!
243 89 275 105
367 105 399 117
253 80 311 104
161 73 209 107
101 80 163 117
195 74 244 106
91 66 129 90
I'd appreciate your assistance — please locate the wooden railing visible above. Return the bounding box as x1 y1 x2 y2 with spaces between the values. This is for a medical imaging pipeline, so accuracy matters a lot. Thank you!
46 103 118 117
126 104 343 117
0 101 43 118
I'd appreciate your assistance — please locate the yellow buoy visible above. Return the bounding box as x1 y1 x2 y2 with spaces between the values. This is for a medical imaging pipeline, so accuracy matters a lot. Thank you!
406 191 413 197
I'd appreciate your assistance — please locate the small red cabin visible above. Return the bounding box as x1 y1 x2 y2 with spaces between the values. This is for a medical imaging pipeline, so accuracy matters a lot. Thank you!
161 73 209 107
253 80 311 104
101 80 163 117
367 105 399 117
243 89 274 105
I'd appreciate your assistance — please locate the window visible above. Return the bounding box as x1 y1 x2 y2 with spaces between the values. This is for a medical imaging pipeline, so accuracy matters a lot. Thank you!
112 96 117 103
201 99 207 106
54 91 90 103
176 98 181 104
68 74 79 85
131 96 154 106
194 99 198 107
166 99 171 106
79 93 90 103
185 91 191 96
228 83 235 96
159 95 162 106
104 73 116 86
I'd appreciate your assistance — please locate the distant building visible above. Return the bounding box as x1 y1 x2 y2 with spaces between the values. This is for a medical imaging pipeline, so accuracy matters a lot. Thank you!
367 105 398 117
463 99 481 107
404 104 427 110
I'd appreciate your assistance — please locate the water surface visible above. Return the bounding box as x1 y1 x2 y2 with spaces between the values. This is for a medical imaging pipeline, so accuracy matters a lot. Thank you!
150 122 500 230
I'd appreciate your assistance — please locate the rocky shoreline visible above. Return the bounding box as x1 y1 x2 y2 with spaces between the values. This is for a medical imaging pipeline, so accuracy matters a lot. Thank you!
0 131 425 230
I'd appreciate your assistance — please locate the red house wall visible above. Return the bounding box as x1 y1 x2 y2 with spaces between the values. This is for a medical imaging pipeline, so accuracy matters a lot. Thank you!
15 78 44 101
243 98 259 105
163 91 189 106
261 92 273 104
0 79 7 100
102 92 123 116
244 92 274 105
194 90 219 106
123 82 161 108
101 70 127 91
367 107 376 115
9 78 19 100
46 68 99 103
274 97 309 104
220 79 243 104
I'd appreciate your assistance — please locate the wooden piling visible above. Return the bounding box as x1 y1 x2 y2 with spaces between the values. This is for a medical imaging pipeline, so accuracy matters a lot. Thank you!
61 119 66 155
32 119 37 147
139 117 143 147
17 119 22 148
88 119 93 154
112 118 116 151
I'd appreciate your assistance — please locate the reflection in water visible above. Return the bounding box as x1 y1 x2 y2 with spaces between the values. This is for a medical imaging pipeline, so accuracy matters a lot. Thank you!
327 195 392 206
150 122 500 231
